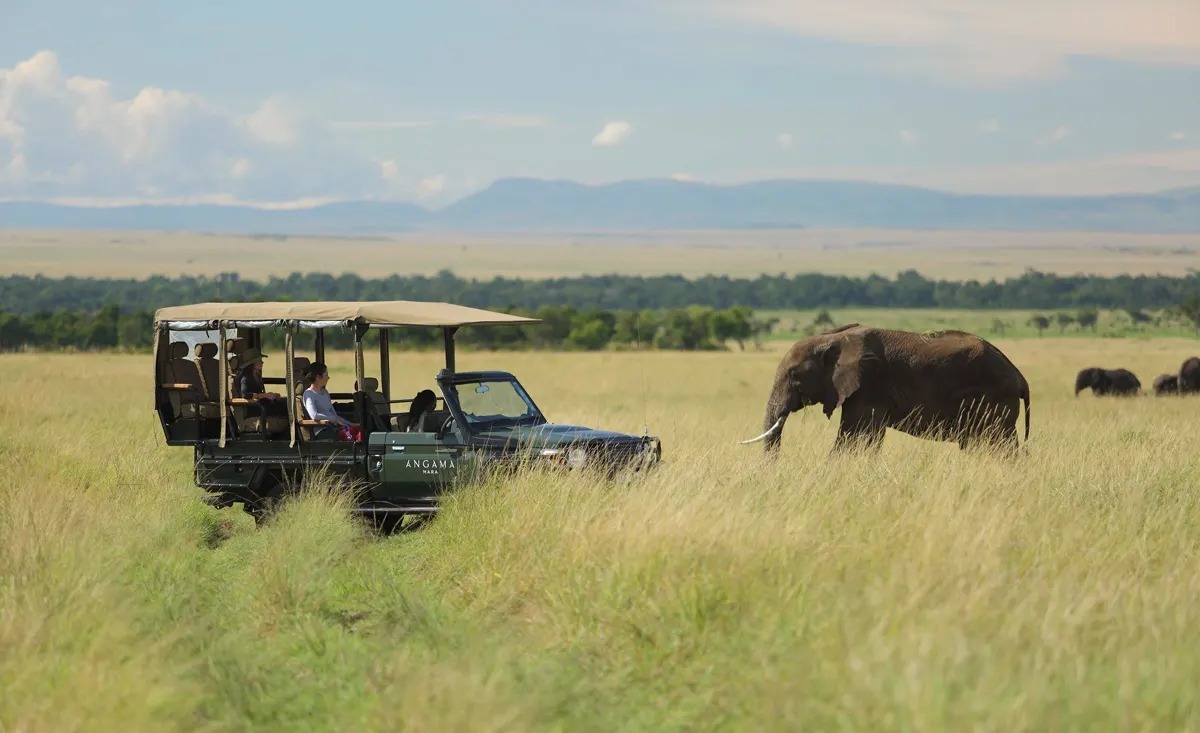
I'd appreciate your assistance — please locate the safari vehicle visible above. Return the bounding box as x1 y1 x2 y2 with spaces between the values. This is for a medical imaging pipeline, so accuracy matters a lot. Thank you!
153 300 662 527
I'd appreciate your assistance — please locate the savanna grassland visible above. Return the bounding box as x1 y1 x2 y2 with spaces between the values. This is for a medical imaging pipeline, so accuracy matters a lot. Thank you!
4 338 1200 731
3 227 1199 280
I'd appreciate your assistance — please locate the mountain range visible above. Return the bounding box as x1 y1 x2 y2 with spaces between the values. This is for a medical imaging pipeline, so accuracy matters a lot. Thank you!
3 178 1199 234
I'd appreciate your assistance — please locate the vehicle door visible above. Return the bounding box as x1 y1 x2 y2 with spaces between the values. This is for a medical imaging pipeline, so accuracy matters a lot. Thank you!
371 428 466 500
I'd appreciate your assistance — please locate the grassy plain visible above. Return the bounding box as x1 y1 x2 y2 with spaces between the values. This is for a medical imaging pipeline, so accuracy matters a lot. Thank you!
2 227 1199 280
4 338 1200 730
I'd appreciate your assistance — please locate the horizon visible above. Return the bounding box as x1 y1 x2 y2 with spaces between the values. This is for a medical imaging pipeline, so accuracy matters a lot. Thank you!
1 175 1198 212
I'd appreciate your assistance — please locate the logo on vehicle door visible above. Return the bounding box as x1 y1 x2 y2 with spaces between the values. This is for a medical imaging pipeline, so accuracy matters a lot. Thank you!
404 458 456 476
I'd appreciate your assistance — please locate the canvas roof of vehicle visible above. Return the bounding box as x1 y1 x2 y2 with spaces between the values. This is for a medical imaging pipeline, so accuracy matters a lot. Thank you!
154 300 541 330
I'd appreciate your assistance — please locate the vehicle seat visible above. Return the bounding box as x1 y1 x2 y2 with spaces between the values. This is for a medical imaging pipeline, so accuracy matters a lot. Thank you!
194 342 221 402
356 377 394 431
164 341 218 420
420 409 451 433
292 356 311 382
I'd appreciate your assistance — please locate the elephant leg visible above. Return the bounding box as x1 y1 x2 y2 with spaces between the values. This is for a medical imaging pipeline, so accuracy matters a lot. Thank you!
954 397 1017 454
831 402 887 455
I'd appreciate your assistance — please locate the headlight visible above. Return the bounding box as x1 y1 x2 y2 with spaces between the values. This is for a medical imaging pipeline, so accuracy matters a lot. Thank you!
566 447 588 468
538 447 588 468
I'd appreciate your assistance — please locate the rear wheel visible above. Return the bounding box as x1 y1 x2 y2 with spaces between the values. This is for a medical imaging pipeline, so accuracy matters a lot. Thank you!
367 512 430 535
243 471 288 525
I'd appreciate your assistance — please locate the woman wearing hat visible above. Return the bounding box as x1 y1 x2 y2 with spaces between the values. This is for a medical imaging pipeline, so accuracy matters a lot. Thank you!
238 349 289 417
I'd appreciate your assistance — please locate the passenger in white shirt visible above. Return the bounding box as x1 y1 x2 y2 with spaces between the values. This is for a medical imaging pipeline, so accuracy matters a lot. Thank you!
302 362 354 439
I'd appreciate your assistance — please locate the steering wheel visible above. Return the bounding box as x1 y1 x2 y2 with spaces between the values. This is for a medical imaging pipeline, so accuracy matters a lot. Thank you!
438 415 456 434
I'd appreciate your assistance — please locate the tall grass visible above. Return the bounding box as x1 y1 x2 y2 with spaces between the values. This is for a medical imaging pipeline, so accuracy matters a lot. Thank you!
2 339 1200 730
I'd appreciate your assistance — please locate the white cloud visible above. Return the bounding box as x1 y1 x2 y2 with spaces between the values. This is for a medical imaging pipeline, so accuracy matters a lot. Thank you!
417 173 446 199
379 159 402 183
461 114 549 128
980 119 1001 134
244 97 304 145
899 129 919 147
670 172 695 181
1036 125 1071 145
694 1 1200 81
1169 130 1189 141
592 120 632 147
776 132 794 149
0 50 395 204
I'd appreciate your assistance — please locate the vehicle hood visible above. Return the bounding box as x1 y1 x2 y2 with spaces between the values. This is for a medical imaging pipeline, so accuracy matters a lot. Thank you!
471 422 644 448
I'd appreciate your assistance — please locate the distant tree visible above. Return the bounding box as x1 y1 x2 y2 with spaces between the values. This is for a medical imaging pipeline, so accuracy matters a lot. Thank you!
83 304 121 349
610 310 658 348
566 317 614 350
1075 308 1098 332
1173 295 1200 332
1054 311 1074 334
749 316 780 351
0 311 32 351
711 306 754 351
812 309 835 329
1125 309 1153 327
654 306 717 350
1028 315 1050 337
991 318 1009 336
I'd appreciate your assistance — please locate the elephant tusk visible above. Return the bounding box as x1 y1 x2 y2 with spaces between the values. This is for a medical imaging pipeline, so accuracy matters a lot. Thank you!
739 417 784 445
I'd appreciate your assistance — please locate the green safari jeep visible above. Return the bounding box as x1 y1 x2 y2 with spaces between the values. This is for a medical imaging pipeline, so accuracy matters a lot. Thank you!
153 300 662 528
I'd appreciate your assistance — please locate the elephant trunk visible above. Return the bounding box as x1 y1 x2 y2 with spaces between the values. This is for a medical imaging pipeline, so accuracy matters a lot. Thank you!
746 380 792 452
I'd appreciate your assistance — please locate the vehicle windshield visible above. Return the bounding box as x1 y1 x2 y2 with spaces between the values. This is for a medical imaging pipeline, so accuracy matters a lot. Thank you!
449 379 543 429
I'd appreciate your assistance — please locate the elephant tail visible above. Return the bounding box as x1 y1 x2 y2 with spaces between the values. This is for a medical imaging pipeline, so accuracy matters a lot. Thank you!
1022 384 1030 442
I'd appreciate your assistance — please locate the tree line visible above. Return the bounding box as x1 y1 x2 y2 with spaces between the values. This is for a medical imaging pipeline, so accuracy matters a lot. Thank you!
0 305 779 353
3 268 1200 315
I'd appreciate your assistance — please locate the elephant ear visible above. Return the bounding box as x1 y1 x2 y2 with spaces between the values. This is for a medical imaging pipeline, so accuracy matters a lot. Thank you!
817 331 880 418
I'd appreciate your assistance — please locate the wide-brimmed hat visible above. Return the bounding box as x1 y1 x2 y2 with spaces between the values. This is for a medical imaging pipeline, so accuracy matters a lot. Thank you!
241 348 267 366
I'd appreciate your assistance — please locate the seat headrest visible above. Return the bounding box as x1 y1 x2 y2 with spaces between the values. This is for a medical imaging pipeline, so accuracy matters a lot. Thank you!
195 342 218 359
358 377 379 391
168 341 189 359
225 337 247 354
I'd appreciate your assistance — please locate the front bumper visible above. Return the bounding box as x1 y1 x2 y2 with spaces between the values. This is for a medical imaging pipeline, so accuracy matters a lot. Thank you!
538 435 662 474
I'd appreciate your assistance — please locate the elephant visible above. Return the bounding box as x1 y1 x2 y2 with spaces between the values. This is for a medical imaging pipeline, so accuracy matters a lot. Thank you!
1073 367 1141 397
1153 374 1179 396
1179 356 1200 395
740 324 1030 455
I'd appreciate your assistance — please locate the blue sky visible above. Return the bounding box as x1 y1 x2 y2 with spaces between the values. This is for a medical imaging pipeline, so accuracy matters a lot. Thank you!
1 0 1198 206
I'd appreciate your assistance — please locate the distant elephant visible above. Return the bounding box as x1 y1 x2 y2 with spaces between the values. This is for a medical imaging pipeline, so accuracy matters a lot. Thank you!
1179 356 1200 395
1073 367 1141 397
740 324 1030 454
1153 374 1179 396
